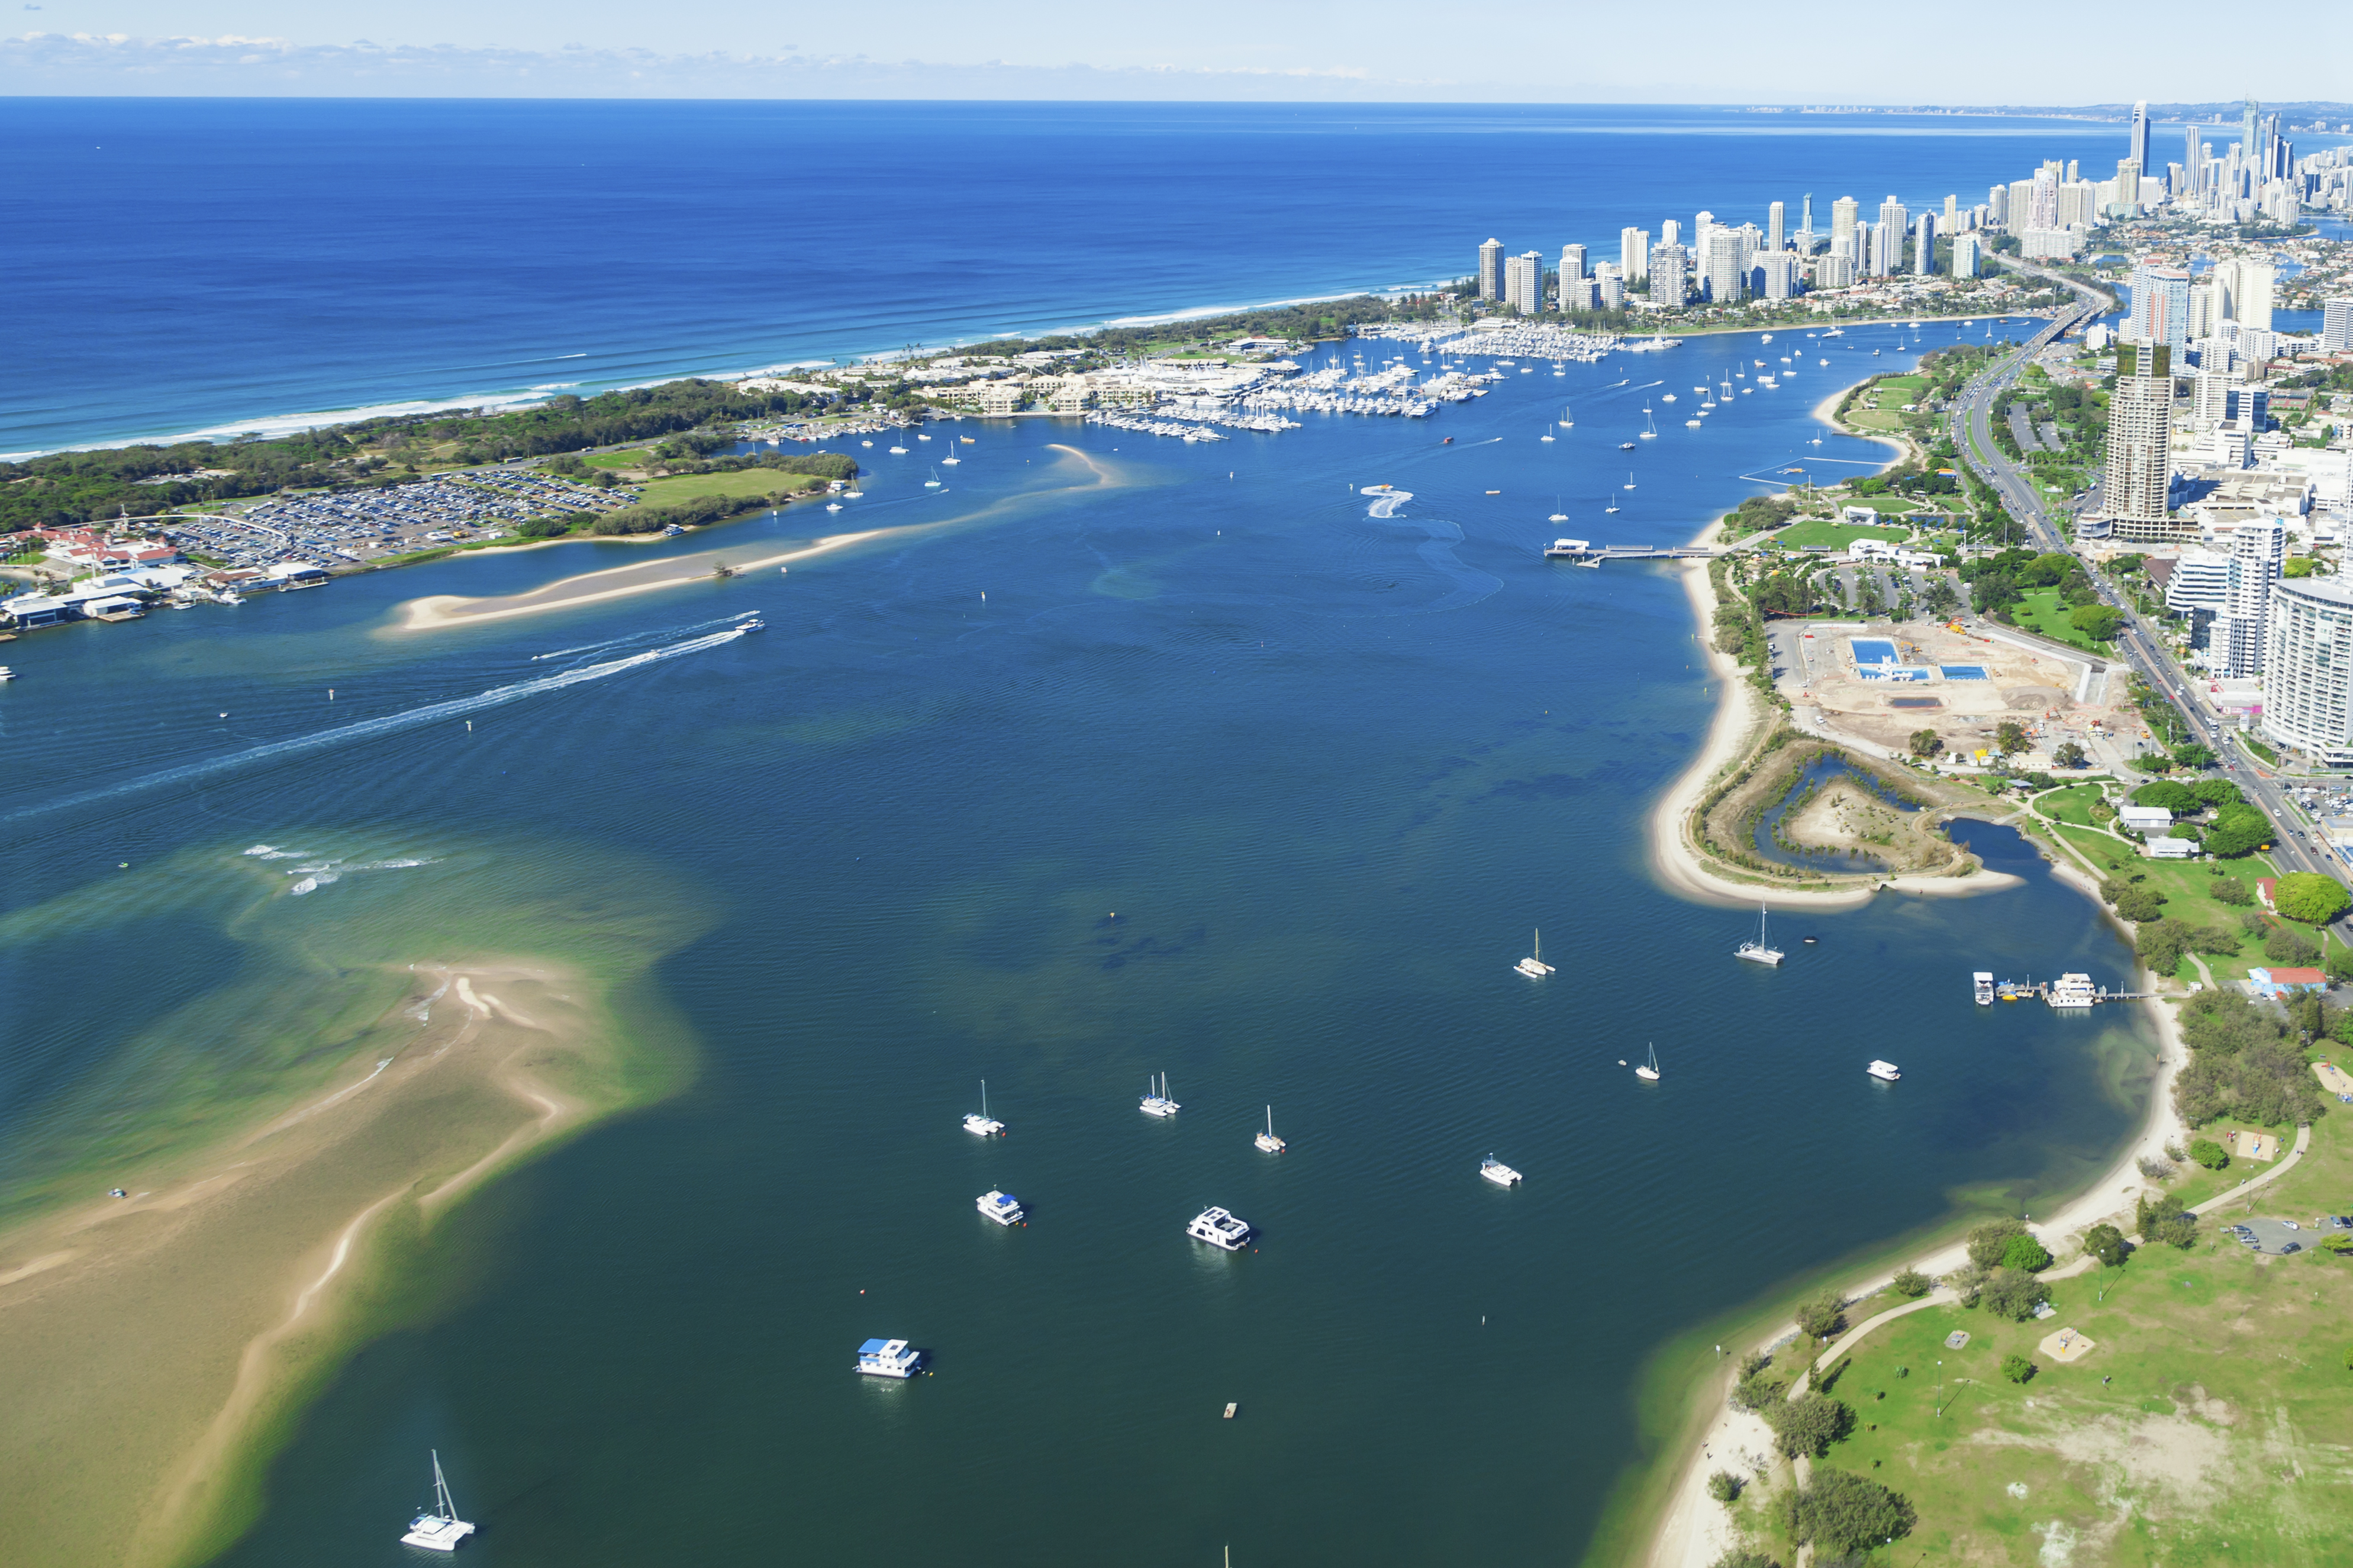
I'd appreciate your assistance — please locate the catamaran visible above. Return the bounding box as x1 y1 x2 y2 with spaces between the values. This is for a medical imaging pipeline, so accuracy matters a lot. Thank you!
1140 1073 1180 1118
1635 1044 1660 1082
1255 1106 1286 1154
1735 904 1784 966
1515 929 1555 979
963 1080 1005 1137
398 1451 476 1551
1867 1060 1902 1082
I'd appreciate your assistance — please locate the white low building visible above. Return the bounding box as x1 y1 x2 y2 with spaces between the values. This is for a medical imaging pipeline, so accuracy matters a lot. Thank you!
2146 837 2199 859
2118 804 2175 832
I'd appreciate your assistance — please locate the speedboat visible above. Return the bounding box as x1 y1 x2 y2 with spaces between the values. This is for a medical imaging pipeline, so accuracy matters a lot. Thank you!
1867 1060 1902 1082
1480 1154 1523 1188
856 1338 924 1378
398 1452 476 1552
1187 1206 1253 1250
977 1190 1024 1225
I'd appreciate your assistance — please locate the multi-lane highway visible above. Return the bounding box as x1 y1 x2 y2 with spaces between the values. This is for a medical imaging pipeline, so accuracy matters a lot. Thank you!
1946 263 2353 922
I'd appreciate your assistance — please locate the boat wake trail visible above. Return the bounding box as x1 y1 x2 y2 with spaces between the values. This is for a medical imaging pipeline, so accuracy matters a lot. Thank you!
1365 489 1414 519
6 622 752 825
530 611 758 662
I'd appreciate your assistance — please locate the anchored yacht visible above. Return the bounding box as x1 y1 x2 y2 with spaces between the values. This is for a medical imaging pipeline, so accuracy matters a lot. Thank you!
398 1451 476 1552
977 1189 1024 1225
856 1338 924 1378
1140 1073 1180 1118
1635 1044 1660 1082
1515 928 1555 979
963 1080 1005 1137
1867 1060 1902 1082
1735 904 1784 966
1974 972 1995 1006
1480 1154 1523 1187
1254 1106 1286 1154
1187 1206 1253 1250
2046 973 2096 1009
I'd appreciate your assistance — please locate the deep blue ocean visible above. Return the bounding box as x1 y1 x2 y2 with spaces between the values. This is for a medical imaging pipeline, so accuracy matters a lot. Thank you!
0 98 2197 456
0 100 2185 1567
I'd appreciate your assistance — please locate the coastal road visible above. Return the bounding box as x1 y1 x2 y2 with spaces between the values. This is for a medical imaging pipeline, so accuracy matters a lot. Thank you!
1949 260 2113 554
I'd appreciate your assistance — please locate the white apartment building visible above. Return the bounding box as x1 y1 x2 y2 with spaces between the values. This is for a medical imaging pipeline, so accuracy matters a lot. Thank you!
2216 518 2286 677
1504 250 1543 315
1702 229 1745 302
1478 238 1504 301
1651 243 1690 307
2324 296 2353 353
2105 343 2180 541
2263 574 2353 765
1951 233 1982 279
1619 227 1649 284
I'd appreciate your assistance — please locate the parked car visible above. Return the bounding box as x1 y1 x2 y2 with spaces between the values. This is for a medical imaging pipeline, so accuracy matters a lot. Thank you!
2282 1242 2303 1254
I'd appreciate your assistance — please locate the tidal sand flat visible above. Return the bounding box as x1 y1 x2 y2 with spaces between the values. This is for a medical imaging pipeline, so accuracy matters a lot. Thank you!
0 840 709 1567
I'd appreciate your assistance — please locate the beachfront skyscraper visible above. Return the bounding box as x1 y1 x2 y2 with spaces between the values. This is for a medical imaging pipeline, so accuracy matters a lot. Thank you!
1594 262 1624 308
1619 227 1649 284
1830 196 1858 251
1660 219 1681 249
1504 251 1543 315
1952 233 1982 279
2130 101 2152 179
2217 519 2285 679
1701 229 1743 302
1876 196 1909 249
1767 201 1785 253
2130 265 2191 349
2104 343 2178 542
1650 243 1689 307
1478 238 1504 302
1914 212 1938 273
1561 243 1587 282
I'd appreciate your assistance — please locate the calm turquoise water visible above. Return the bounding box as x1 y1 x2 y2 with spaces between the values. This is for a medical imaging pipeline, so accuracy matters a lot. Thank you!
0 322 2155 1565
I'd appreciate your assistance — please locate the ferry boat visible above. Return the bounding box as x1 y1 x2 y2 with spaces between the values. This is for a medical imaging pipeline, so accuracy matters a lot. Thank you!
1867 1060 1902 1082
977 1189 1024 1225
1735 904 1784 967
963 1079 1005 1137
1254 1106 1285 1154
856 1338 924 1378
1480 1154 1523 1188
1187 1206 1253 1250
2046 973 2097 1009
1514 928 1555 978
398 1451 476 1552
1139 1072 1179 1118
1974 972 1995 1005
1635 1044 1661 1082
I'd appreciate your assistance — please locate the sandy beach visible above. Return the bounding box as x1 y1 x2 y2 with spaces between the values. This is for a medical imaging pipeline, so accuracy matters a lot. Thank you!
0 957 657 1568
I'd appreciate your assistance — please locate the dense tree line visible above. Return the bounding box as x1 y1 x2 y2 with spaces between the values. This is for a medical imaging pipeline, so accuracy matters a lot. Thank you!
2173 988 2326 1128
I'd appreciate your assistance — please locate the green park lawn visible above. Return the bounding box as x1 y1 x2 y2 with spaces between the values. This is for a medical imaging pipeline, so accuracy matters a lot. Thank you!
1843 407 1905 431
2035 783 2107 827
1769 517 1913 550
630 470 830 506
2006 587 2113 654
1730 1116 2353 1566
582 449 652 470
2045 822 2289 979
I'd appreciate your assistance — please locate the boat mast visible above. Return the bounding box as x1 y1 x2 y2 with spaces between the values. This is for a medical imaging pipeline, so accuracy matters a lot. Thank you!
431 1450 453 1519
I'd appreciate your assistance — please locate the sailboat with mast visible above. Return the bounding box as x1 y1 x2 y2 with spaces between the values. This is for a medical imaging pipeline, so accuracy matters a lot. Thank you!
1514 929 1555 979
1735 904 1784 966
1638 407 1659 439
963 1079 1005 1137
1559 403 1574 428
398 1451 476 1551
1140 1073 1180 1118
1635 1044 1660 1082
1255 1106 1286 1154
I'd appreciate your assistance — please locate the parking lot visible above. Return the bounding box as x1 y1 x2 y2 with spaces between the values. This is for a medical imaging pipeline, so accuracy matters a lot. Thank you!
164 471 637 570
2223 1216 2348 1256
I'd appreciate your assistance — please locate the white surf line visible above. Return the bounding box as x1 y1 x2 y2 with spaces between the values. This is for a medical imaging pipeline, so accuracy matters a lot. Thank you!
3 623 749 825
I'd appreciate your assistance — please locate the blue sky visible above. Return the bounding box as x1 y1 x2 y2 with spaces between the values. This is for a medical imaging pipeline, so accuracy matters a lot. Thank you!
1 0 2336 101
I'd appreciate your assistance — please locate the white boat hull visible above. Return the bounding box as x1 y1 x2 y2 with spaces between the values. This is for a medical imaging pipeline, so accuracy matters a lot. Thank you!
1735 946 1784 966
1634 1067 1658 1081
1480 1162 1522 1187
401 1517 476 1551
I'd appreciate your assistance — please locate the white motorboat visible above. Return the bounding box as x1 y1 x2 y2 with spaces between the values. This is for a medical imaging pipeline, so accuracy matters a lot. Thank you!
1974 971 1995 1006
1867 1060 1902 1082
963 1079 1005 1137
0 667 14 681
1736 904 1784 967
1685 418 1703 428
826 502 843 512
2046 973 2096 1009
844 489 865 499
1187 1206 1253 1250
889 444 910 454
1662 393 1678 402
977 1189 1024 1225
1140 1072 1180 1118
1480 1154 1522 1188
1514 928 1555 979
916 433 932 441
856 1338 924 1378
398 1451 476 1552
1635 1044 1660 1082
1254 1106 1285 1154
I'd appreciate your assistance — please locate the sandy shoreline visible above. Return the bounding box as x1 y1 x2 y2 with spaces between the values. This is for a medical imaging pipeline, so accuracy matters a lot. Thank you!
0 957 666 1567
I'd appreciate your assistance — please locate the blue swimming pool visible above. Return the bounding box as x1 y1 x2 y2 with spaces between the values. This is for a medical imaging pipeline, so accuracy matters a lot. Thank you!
1941 665 1990 680
1850 638 1897 664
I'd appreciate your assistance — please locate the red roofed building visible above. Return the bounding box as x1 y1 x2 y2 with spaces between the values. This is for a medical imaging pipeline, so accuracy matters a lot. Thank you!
2257 877 2278 910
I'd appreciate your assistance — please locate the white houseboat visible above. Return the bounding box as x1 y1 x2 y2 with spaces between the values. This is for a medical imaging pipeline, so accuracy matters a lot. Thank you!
1480 1154 1523 1187
977 1190 1024 1226
1187 1206 1253 1250
856 1338 924 1378
2046 973 2097 1009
